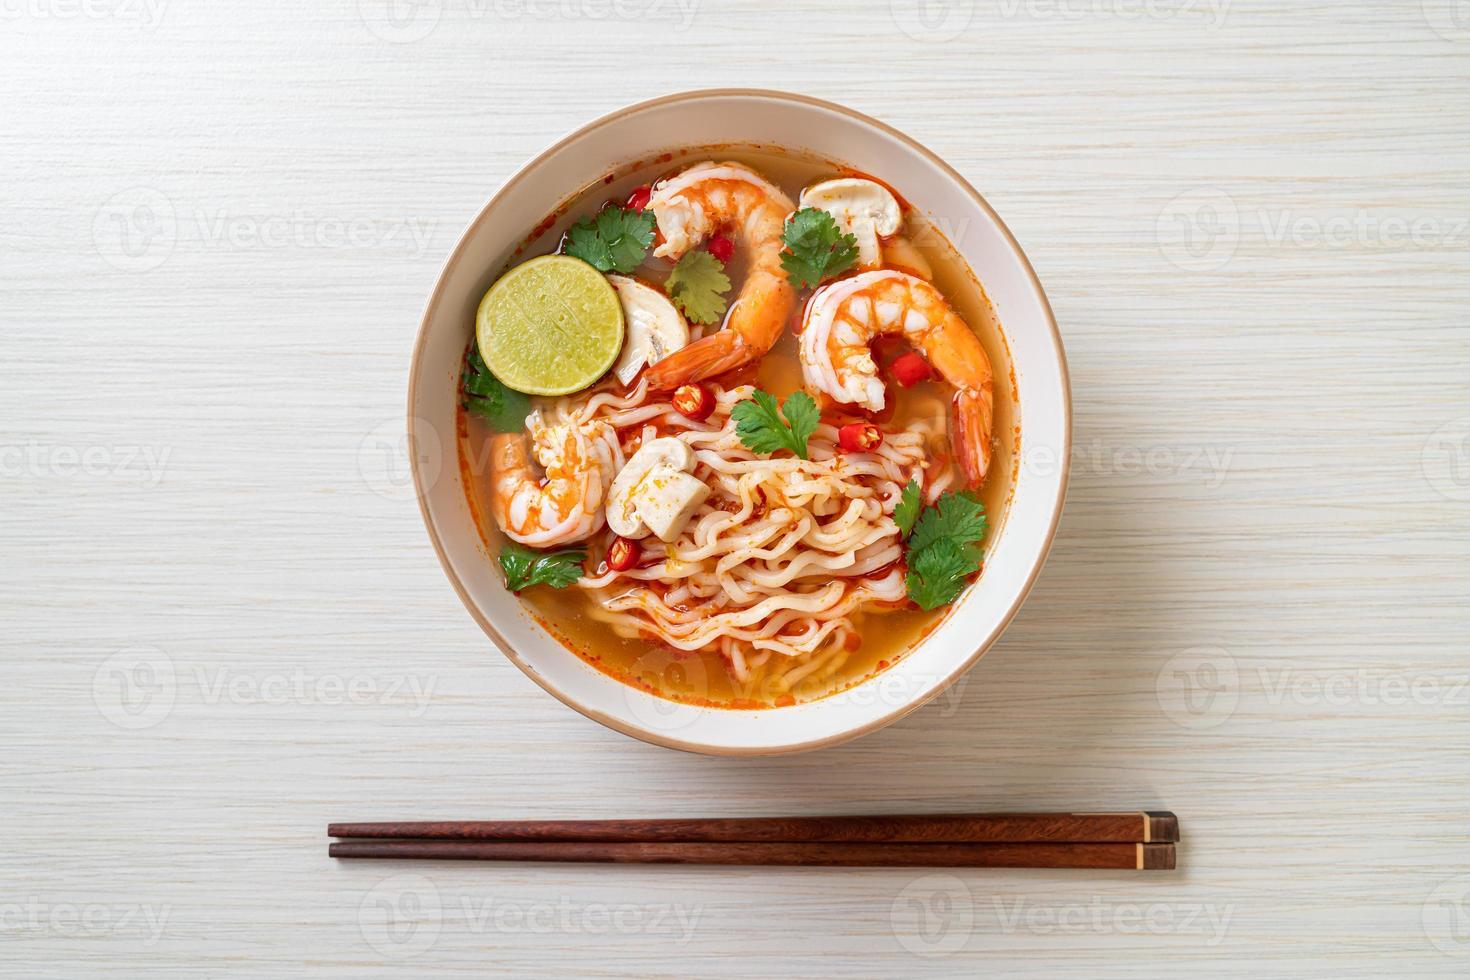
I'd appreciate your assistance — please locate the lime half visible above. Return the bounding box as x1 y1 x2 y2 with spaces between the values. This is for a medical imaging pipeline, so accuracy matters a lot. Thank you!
476 254 624 396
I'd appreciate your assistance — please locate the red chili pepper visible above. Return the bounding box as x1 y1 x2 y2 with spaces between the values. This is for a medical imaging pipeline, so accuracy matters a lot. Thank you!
672 383 716 421
870 334 907 370
606 537 640 572
625 184 652 211
706 234 734 263
838 423 883 453
891 351 933 387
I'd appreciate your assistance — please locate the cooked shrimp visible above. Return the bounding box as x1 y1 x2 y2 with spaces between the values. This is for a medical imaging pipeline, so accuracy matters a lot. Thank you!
491 409 620 547
800 270 994 487
642 162 796 390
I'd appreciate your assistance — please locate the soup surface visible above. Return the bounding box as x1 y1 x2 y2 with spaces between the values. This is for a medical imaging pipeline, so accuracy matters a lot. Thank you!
459 146 1017 708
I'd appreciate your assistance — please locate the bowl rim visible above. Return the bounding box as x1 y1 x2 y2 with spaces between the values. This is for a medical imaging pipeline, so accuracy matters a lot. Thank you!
407 88 1072 755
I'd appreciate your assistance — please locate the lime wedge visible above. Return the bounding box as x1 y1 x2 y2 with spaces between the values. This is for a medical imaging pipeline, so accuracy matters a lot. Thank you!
476 255 624 396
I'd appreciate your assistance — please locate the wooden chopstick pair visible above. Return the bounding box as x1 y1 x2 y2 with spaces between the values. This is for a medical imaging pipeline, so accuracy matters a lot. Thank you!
328 812 1179 870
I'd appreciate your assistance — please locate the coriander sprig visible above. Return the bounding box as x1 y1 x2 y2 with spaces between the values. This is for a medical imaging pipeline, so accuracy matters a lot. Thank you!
779 207 859 289
462 346 532 433
498 542 586 593
898 484 989 610
731 388 820 460
564 205 655 274
666 250 731 324
894 477 924 539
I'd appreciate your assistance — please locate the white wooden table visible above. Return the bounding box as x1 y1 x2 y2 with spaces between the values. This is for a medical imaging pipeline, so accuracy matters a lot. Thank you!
5 2 1469 975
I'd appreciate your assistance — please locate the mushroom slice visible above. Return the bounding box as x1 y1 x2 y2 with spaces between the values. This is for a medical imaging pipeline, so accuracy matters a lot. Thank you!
605 437 710 542
798 178 902 270
607 275 690 386
634 468 710 542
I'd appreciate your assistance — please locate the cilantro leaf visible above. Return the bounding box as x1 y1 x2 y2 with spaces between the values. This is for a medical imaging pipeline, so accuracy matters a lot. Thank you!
463 346 531 433
908 490 988 559
894 478 923 538
498 542 586 592
780 207 859 289
666 250 731 324
906 537 976 610
565 206 655 273
902 490 988 609
731 389 820 459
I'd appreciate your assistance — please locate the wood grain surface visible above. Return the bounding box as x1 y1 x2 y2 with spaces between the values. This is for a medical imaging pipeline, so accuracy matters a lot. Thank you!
3 1 1469 976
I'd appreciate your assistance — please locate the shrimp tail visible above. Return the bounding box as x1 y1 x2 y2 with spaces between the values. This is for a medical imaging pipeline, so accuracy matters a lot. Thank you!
643 330 754 390
951 387 994 488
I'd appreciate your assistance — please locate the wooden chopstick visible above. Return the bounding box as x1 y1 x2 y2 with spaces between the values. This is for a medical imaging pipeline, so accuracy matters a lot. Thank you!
328 839 1176 870
328 811 1178 845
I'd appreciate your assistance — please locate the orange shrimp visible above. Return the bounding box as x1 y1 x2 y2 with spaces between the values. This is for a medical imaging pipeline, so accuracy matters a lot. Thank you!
799 270 994 487
490 410 619 547
642 162 796 390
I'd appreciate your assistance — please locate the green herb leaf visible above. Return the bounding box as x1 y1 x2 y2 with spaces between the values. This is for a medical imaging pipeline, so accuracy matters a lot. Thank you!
894 478 923 538
731 389 820 459
463 347 532 433
908 490 988 559
779 207 859 289
902 490 988 610
905 537 976 610
498 541 586 592
565 206 656 273
666 250 731 324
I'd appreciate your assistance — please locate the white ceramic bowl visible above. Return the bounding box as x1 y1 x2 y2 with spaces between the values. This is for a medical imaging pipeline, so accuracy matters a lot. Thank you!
408 89 1069 755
